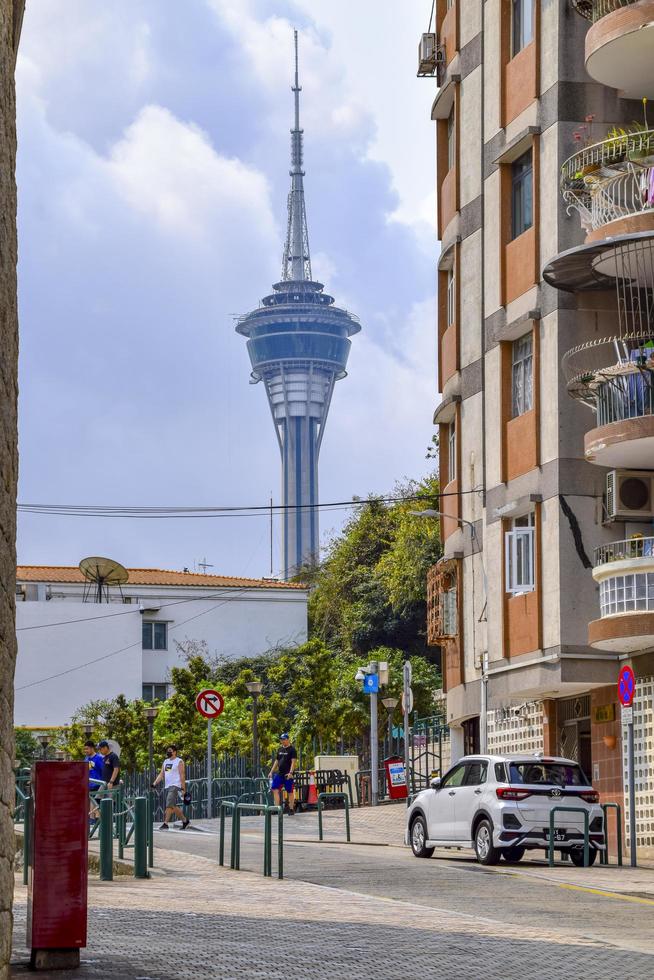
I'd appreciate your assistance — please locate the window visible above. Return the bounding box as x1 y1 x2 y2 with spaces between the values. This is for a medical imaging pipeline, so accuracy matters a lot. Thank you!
446 268 456 328
508 762 588 787
512 333 533 417
142 621 168 650
464 761 488 786
142 683 168 703
599 572 654 617
511 150 533 240
440 585 458 636
511 0 533 57
442 763 467 788
448 422 457 483
494 762 508 782
447 107 455 171
505 513 535 594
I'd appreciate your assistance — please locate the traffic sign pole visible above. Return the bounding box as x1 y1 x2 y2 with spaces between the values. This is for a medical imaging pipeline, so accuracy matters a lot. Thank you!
617 666 637 867
207 718 213 820
403 660 412 794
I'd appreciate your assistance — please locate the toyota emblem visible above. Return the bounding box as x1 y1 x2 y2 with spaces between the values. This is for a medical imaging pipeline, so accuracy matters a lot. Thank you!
550 787 562 798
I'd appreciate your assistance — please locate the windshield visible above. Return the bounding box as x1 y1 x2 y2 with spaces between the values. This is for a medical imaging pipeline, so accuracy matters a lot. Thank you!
508 762 589 787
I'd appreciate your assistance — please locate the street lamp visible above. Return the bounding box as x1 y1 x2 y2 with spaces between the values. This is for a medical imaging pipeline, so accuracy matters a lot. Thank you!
55 750 66 761
142 706 159 777
382 697 398 757
36 733 50 760
245 680 264 777
409 507 489 753
81 722 94 739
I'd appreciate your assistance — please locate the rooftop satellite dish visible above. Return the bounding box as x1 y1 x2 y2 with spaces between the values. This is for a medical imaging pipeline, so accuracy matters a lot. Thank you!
79 556 129 603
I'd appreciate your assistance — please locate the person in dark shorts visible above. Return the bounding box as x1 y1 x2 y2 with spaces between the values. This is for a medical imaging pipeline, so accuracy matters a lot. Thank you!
269 733 297 815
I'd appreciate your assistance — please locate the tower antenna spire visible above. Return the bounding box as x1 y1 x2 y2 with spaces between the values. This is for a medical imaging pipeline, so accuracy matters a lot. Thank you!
282 29 312 282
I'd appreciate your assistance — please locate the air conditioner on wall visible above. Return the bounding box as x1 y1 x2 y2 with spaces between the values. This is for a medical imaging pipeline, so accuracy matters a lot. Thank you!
605 470 654 521
417 33 438 75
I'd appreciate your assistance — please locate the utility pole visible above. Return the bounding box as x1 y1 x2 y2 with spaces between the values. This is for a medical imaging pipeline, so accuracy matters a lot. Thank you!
369 661 379 807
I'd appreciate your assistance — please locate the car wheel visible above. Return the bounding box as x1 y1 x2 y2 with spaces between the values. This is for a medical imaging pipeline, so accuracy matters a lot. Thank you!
410 815 434 858
503 846 525 863
474 819 500 865
569 848 598 867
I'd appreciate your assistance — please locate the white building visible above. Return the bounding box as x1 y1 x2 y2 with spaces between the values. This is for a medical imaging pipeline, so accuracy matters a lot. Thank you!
14 565 308 727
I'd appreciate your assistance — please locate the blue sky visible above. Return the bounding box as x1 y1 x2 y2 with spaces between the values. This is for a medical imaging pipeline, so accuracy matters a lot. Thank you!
16 0 437 578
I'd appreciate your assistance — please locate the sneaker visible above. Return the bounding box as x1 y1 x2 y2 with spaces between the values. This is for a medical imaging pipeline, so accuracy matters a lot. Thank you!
182 819 190 830
159 823 169 830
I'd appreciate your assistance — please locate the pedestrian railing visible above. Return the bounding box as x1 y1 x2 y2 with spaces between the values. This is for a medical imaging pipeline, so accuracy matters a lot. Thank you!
97 793 151 881
292 769 353 810
218 800 284 879
317 792 351 842
548 806 591 868
600 802 623 867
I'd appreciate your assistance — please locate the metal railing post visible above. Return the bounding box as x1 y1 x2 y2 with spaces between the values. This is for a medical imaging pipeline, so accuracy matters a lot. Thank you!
22 796 31 886
100 796 114 881
263 808 271 877
117 785 124 860
147 790 154 868
277 806 284 881
601 802 623 867
548 806 590 868
317 793 350 842
133 797 148 878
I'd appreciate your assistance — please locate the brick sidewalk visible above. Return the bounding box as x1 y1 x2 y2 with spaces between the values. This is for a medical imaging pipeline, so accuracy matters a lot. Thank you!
11 845 654 980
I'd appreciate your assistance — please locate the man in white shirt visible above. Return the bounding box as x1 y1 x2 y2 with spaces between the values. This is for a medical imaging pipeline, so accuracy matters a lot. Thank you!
152 744 189 830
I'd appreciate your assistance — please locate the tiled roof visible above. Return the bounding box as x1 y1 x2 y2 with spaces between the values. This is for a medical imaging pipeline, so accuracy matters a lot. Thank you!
16 566 307 591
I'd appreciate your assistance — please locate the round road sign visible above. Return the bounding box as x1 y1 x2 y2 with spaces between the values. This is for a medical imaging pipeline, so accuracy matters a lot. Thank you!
195 689 225 719
618 665 635 707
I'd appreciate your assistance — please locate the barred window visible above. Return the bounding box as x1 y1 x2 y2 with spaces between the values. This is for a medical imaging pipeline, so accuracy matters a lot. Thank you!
440 586 458 636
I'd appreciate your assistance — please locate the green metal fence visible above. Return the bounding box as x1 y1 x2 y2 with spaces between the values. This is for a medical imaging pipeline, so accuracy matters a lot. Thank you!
218 800 283 880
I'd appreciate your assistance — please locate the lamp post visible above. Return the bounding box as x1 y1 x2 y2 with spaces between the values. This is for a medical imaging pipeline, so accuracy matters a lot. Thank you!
409 507 488 753
142 706 159 778
382 697 398 758
356 662 380 806
245 680 264 777
36 733 50 760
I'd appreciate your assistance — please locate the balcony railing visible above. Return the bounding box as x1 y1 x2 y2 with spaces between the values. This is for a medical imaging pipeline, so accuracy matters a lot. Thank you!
571 0 641 22
561 129 654 234
562 335 654 422
595 536 654 567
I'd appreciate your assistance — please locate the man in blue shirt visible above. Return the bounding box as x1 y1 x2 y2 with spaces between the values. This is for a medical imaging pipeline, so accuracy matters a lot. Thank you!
84 740 104 785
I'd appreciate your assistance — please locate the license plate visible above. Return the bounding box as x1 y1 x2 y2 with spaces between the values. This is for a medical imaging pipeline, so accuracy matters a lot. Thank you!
553 829 567 842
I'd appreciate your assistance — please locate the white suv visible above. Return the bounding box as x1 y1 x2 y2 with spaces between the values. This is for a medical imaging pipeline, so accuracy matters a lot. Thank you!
406 754 605 866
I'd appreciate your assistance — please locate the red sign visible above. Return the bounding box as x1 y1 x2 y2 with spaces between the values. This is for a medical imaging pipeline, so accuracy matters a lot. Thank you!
195 689 225 719
618 665 636 707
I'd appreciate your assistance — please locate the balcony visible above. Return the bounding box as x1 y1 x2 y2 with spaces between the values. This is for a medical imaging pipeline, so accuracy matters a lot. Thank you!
427 560 462 692
562 335 654 466
561 129 654 241
589 535 654 651
571 0 654 99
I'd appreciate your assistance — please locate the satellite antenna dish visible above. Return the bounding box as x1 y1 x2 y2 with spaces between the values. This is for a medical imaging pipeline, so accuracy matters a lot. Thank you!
79 556 129 603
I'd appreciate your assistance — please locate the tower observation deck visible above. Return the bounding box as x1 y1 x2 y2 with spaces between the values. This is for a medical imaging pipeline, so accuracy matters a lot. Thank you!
237 31 360 580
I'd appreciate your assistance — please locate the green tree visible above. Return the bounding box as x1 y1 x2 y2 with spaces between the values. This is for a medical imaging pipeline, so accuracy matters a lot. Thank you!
14 729 39 768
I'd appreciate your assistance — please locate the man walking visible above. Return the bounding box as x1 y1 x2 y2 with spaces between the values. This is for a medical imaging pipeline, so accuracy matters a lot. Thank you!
83 740 104 787
152 744 189 830
97 740 120 790
269 733 297 815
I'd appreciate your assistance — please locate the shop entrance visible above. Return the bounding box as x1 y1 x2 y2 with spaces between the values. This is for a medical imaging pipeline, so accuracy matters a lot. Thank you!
557 695 592 781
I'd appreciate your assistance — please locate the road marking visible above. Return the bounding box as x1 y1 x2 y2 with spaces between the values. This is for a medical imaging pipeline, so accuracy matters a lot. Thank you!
554 882 654 907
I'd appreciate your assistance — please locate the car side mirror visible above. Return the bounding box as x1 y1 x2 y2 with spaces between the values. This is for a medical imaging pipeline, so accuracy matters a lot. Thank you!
430 776 442 790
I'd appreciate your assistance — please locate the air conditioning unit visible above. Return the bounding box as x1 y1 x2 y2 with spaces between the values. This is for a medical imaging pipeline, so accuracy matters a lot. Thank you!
417 32 437 76
605 470 654 521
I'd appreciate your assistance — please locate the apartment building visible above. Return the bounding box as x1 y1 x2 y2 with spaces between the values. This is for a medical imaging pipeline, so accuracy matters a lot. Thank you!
423 0 654 852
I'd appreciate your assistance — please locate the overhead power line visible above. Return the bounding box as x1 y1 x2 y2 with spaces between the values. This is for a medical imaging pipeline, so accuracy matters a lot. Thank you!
18 488 482 520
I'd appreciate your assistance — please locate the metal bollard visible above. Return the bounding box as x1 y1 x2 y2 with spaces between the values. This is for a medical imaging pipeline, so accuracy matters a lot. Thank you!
133 797 148 879
117 785 125 860
99 796 114 881
147 790 154 869
23 797 31 886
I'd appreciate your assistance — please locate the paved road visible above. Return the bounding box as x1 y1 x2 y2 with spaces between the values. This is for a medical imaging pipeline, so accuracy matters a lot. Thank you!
11 808 654 979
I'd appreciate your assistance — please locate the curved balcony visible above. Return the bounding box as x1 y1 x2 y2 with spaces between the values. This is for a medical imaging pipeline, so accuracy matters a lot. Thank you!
571 1 654 99
561 129 654 241
589 536 654 651
562 335 654 466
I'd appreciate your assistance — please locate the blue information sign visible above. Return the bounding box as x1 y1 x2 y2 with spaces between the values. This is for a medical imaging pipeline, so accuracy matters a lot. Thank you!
363 673 379 694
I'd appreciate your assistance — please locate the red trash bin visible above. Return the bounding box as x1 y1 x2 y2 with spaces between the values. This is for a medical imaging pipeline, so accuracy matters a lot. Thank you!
383 756 408 800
